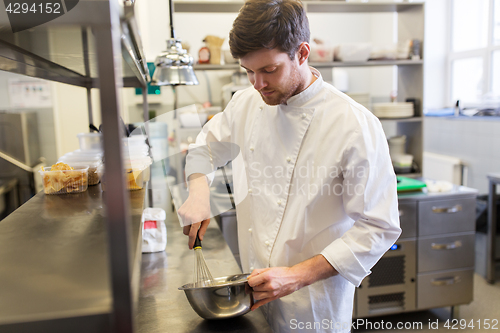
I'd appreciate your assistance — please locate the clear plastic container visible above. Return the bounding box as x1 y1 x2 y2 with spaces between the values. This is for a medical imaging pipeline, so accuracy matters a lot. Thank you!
77 133 102 151
125 135 147 146
97 164 147 191
71 149 103 157
39 166 89 194
58 159 102 186
61 151 103 162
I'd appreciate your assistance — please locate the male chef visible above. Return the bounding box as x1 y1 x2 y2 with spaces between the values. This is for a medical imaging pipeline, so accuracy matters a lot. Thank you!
178 0 401 331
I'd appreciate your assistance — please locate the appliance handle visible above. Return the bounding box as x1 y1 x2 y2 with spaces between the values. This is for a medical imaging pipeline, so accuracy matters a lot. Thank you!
431 240 462 250
432 204 462 214
431 276 461 286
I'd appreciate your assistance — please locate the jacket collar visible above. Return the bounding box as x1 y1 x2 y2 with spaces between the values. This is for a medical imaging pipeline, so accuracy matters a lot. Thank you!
285 67 322 108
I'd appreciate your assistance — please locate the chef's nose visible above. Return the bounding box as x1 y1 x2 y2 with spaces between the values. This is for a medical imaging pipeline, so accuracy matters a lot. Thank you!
253 73 267 91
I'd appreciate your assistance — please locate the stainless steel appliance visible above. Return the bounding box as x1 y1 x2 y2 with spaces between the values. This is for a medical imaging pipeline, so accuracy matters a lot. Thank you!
0 111 43 205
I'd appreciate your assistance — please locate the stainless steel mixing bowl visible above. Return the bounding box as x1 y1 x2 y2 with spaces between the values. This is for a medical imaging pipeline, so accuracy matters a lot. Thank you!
179 273 253 320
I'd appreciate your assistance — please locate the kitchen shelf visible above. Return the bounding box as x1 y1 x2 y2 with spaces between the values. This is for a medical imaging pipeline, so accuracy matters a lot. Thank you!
311 60 423 67
0 1 149 88
193 60 423 71
0 1 150 332
379 117 423 123
194 64 240 70
173 0 425 13
191 0 425 174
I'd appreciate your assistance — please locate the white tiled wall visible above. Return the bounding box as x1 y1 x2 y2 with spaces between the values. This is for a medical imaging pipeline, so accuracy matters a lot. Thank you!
424 117 500 194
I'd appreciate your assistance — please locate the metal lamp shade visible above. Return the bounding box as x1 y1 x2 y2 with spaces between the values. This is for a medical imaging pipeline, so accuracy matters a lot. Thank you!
152 39 199 86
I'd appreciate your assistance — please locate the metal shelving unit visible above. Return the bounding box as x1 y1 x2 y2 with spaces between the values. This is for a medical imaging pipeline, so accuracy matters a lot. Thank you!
0 1 149 332
173 0 425 13
186 0 425 177
194 59 423 71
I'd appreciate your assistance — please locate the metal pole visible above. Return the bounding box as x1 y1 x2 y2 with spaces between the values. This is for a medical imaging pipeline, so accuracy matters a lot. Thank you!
142 87 153 208
94 1 134 331
82 28 94 127
169 0 176 39
487 178 498 284
142 87 149 122
87 88 94 125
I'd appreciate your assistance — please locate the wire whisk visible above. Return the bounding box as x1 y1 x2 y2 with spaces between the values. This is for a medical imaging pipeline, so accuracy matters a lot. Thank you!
193 231 215 288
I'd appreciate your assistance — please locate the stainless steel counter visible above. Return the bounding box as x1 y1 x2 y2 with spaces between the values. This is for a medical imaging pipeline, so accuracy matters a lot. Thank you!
137 210 272 333
0 185 145 332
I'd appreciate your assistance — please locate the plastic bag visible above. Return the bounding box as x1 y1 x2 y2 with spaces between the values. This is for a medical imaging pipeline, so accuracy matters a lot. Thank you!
142 208 167 253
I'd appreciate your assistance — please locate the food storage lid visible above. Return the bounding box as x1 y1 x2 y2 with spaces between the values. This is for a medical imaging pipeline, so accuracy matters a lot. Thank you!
39 166 89 174
124 157 152 170
59 154 103 163
124 135 147 146
77 132 101 138
72 149 103 155
124 145 149 156
58 159 103 169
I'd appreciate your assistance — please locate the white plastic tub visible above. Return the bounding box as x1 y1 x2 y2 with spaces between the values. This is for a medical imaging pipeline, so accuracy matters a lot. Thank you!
77 133 102 151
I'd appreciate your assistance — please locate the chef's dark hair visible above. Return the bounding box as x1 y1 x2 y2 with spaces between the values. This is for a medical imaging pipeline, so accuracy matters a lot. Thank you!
229 0 310 60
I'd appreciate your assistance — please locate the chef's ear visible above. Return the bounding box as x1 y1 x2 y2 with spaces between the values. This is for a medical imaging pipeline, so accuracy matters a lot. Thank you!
297 42 310 65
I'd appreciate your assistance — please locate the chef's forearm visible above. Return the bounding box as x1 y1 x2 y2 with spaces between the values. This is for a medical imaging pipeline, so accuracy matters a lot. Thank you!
292 254 339 288
187 173 210 194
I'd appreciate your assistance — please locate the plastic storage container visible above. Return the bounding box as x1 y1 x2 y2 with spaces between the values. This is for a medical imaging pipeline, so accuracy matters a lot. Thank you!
97 164 148 191
58 159 102 186
77 133 102 151
39 166 89 194
309 43 334 62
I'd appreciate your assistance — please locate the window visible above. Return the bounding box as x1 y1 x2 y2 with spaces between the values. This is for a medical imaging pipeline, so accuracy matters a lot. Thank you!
449 0 500 104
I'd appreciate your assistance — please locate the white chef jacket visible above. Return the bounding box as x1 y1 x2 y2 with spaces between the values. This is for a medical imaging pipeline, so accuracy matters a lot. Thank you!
185 68 401 333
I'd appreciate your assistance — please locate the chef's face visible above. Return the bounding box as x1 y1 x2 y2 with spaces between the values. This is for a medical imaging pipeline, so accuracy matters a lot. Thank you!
240 47 303 106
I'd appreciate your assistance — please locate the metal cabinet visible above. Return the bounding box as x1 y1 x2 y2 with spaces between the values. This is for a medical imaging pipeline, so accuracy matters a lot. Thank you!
356 238 417 317
355 188 477 318
417 269 474 310
418 198 476 236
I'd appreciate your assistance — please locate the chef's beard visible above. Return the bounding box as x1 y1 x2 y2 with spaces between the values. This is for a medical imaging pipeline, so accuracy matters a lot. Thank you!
259 63 303 106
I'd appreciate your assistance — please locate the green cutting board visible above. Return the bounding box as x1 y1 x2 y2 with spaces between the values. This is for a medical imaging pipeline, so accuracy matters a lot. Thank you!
397 176 426 192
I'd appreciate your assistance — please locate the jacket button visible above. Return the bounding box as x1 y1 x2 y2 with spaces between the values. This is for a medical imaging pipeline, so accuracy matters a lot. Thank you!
248 228 252 233
250 147 255 151
301 113 307 118
264 240 270 246
250 266 255 271
248 188 253 193
277 199 282 205
286 156 291 162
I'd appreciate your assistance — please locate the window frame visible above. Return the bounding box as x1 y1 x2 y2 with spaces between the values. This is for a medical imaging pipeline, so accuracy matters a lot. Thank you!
446 0 500 105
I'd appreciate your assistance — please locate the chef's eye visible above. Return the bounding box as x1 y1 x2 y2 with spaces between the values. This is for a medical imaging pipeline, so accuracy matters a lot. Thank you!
264 67 277 73
245 69 254 74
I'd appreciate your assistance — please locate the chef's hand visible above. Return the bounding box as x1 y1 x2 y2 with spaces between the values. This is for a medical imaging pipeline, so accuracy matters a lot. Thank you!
248 267 301 311
247 255 338 311
178 173 211 249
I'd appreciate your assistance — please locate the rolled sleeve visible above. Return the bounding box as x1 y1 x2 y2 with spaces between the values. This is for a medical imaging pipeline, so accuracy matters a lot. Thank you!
321 239 371 287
